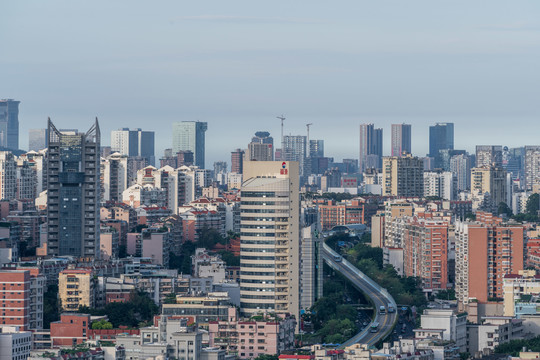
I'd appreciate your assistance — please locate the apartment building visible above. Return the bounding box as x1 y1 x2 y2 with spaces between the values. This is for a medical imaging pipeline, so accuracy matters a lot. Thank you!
471 166 507 209
318 198 378 231
455 212 524 305
0 326 32 360
209 312 296 359
403 214 449 292
46 119 100 258
382 200 414 248
58 269 94 311
503 270 540 317
162 292 234 330
382 154 424 197
0 271 31 330
239 161 300 322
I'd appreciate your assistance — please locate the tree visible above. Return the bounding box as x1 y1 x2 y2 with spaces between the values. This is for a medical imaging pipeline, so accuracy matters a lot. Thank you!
359 232 371 244
254 355 279 360
526 193 540 217
78 290 158 328
436 289 456 300
91 319 113 329
44 284 60 329
218 250 240 266
498 202 513 218
464 212 476 221
197 226 226 249
495 335 540 356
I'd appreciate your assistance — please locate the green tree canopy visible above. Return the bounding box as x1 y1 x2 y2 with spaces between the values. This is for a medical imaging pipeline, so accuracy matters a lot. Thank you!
91 319 113 329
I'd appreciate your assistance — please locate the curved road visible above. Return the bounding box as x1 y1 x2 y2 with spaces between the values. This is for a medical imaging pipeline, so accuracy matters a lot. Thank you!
322 243 397 348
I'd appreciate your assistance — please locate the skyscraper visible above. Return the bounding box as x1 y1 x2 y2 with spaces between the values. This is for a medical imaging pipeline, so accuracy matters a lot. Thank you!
391 123 412 157
429 123 454 164
524 146 540 191
47 118 100 258
282 135 307 176
471 166 507 208
240 161 300 321
309 139 324 158
28 128 48 151
476 145 503 167
0 151 17 200
101 152 129 202
172 121 208 169
248 131 274 161
359 124 383 171
231 149 244 174
450 154 471 191
0 99 20 150
110 128 155 165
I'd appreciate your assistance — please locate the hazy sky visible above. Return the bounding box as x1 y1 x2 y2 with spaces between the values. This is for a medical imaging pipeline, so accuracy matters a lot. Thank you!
2 1 540 167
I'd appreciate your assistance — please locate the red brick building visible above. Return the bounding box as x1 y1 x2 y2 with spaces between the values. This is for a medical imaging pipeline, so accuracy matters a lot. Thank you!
50 313 90 346
88 327 140 343
0 270 31 330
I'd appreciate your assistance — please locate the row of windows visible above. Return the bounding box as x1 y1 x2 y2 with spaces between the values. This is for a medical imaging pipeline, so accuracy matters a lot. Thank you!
240 263 275 268
241 294 276 299
240 255 276 261
240 232 276 237
241 240 278 245
241 287 275 292
240 192 276 197
241 217 286 222
240 271 275 276
240 279 275 284
241 225 275 229
240 302 275 309
241 247 275 253
241 201 277 206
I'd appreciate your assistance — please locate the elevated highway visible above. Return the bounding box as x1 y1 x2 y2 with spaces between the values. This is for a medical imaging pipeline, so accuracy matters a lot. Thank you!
322 243 397 348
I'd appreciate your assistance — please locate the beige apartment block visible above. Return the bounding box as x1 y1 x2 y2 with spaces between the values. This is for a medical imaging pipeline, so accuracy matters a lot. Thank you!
59 269 94 311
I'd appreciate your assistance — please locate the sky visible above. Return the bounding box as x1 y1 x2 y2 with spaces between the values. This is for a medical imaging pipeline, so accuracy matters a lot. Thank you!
2 1 540 167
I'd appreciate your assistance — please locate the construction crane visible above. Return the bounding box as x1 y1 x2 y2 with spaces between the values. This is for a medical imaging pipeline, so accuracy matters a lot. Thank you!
277 115 285 142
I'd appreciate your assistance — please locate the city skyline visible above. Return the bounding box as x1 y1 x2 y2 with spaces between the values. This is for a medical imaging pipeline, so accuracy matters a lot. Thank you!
11 116 540 168
2 1 540 166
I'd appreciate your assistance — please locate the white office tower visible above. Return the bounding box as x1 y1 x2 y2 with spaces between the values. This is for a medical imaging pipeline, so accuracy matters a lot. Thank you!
240 161 300 322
